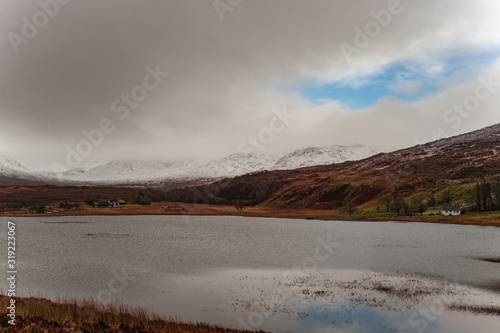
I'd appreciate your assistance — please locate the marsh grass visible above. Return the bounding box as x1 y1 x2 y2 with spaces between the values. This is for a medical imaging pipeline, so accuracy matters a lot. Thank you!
0 295 265 332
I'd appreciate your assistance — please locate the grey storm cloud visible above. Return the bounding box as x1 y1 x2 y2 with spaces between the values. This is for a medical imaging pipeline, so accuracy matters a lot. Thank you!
1 0 500 169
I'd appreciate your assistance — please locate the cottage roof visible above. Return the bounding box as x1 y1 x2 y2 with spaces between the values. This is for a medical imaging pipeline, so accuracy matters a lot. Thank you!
441 205 461 211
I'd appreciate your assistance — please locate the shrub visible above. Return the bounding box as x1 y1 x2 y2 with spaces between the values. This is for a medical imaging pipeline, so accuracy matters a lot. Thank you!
134 192 152 205
85 196 100 206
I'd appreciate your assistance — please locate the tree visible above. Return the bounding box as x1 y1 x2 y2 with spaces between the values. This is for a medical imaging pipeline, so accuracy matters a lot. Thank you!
85 196 100 206
493 180 500 210
482 181 492 211
440 189 453 205
428 194 436 207
18 198 45 213
59 201 71 210
413 198 427 215
379 195 392 213
26 201 45 213
475 183 482 211
391 198 406 216
344 199 357 217
463 187 476 211
34 203 45 214
134 191 152 205
402 199 412 216
59 201 80 211
472 181 494 212
7 201 23 210
234 198 244 212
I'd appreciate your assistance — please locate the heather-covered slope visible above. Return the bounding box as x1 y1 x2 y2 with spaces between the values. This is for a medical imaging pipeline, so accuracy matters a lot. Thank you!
164 123 500 210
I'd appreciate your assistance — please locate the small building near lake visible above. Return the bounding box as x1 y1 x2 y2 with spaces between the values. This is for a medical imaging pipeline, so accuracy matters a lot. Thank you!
441 205 461 216
94 199 120 208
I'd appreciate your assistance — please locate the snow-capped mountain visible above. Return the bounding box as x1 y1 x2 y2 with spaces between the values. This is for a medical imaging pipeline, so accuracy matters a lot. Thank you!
189 153 282 179
272 144 383 170
0 154 53 185
55 160 173 183
0 155 30 175
57 145 383 183
57 167 93 178
1 144 386 185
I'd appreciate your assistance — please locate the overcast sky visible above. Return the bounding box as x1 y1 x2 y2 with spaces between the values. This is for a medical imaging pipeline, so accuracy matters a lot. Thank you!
1 0 500 171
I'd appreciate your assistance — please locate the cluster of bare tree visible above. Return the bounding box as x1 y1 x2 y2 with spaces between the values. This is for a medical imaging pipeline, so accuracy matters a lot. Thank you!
58 201 82 211
377 195 428 216
133 191 152 205
343 199 357 217
234 196 245 212
373 180 500 216
464 180 500 212
3 198 45 213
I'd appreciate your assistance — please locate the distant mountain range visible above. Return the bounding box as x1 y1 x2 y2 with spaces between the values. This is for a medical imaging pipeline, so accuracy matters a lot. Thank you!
2 123 500 212
0 144 387 186
162 123 500 209
0 155 48 186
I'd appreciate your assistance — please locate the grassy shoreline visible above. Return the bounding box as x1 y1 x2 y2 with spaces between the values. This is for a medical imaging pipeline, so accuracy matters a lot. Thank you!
0 295 265 333
2 202 500 226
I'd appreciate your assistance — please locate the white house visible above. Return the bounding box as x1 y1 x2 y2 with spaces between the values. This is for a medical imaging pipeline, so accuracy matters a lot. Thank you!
441 205 461 216
93 199 120 208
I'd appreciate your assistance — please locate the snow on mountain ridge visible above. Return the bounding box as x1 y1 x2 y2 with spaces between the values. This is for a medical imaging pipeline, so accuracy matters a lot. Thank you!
0 154 53 184
3 124 500 184
191 152 281 179
1 144 385 184
272 144 382 170
0 155 30 174
65 160 173 182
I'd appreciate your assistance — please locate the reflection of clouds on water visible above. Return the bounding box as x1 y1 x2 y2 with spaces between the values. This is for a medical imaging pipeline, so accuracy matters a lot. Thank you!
227 269 498 333
297 302 461 333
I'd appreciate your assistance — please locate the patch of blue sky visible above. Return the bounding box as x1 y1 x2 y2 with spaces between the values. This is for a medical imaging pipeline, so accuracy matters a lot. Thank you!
300 46 500 109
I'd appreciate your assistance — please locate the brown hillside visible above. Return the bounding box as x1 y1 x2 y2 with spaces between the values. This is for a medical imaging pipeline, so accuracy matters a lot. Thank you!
163 123 500 210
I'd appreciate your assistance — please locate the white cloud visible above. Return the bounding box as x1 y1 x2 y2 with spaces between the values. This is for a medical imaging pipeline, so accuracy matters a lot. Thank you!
0 0 499 170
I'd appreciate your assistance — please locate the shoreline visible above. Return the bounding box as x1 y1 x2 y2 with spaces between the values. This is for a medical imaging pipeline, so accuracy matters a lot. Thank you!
2 202 500 226
0 295 266 333
3 269 499 333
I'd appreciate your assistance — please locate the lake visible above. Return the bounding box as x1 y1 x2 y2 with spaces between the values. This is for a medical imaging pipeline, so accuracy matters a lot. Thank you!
1 215 499 332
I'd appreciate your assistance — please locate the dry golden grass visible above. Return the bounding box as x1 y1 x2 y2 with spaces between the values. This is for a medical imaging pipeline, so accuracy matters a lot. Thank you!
0 295 267 333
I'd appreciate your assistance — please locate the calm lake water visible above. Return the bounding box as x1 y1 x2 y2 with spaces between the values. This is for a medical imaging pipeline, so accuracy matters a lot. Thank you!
1 215 499 332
